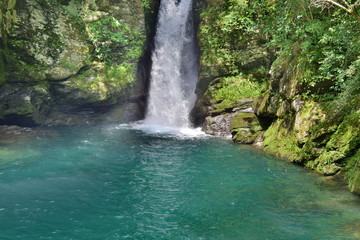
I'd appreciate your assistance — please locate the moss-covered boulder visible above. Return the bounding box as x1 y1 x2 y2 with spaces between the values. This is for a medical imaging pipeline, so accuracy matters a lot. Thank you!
51 63 135 110
230 112 262 144
306 111 360 177
192 74 265 128
8 0 91 82
263 119 304 162
326 111 360 156
293 101 327 144
345 149 360 195
0 84 52 126
0 0 158 126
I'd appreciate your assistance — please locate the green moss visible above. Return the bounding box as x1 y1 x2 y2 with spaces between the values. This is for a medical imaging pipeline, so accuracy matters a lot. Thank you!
231 112 262 144
67 62 135 89
211 75 267 104
294 101 326 144
104 62 136 87
313 151 344 175
263 119 304 162
50 60 138 109
6 50 48 82
230 112 258 129
345 149 360 194
326 111 360 155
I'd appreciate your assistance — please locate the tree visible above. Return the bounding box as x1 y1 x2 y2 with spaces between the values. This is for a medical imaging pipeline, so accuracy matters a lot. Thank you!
310 0 359 15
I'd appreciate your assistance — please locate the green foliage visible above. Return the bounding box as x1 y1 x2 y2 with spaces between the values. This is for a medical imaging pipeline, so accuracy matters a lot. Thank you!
199 0 274 75
0 0 17 85
0 0 16 40
211 75 267 103
141 0 151 9
265 1 360 96
87 16 144 63
104 62 135 87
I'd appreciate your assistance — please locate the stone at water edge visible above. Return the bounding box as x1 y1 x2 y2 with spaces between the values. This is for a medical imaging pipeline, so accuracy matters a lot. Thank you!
230 112 263 144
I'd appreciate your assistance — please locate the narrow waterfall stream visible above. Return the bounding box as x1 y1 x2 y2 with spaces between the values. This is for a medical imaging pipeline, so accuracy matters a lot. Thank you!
145 0 198 128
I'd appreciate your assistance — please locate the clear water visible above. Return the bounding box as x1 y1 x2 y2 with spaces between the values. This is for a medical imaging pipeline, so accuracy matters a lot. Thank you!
1 125 360 240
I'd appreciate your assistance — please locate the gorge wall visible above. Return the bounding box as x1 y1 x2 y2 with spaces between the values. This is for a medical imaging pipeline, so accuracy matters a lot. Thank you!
194 0 360 194
0 0 160 126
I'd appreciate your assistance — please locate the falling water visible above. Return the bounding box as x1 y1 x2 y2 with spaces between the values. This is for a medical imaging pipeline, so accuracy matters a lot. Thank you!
145 0 198 128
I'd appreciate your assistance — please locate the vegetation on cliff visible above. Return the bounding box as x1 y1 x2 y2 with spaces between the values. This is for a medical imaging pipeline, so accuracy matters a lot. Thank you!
0 0 157 126
197 0 360 193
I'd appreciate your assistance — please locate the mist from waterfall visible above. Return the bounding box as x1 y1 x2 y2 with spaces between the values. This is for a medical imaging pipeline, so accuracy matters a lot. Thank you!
144 0 198 128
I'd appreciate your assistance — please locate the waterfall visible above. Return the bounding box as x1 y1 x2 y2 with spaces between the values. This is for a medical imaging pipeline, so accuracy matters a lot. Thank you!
144 0 198 128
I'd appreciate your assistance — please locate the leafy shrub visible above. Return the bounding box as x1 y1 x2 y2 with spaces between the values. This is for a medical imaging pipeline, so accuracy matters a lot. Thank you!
211 75 267 103
87 16 144 63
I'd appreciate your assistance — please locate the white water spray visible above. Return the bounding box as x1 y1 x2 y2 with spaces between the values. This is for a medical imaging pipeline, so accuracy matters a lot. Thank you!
144 0 198 128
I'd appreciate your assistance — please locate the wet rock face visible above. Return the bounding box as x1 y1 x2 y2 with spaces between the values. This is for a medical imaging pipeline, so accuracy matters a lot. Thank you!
251 48 360 192
203 113 234 138
0 84 52 126
197 89 255 137
0 0 159 126
10 0 91 82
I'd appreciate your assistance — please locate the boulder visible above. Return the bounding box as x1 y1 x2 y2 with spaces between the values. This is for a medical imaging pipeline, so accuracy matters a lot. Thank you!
230 112 262 144
0 84 52 126
9 0 91 82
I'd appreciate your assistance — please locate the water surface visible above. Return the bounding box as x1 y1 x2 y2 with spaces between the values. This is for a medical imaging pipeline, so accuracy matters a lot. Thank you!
0 125 360 240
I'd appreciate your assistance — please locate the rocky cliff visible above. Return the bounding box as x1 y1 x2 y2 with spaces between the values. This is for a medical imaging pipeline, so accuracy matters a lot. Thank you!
194 0 360 194
0 0 159 126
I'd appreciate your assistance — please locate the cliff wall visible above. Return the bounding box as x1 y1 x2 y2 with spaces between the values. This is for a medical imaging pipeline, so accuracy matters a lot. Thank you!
0 0 160 126
194 0 360 194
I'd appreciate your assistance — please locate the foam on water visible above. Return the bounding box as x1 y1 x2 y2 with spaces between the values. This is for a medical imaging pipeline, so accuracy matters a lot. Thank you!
114 122 208 139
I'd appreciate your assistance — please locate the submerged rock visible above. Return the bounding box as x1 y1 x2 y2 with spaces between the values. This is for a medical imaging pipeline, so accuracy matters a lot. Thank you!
0 125 57 145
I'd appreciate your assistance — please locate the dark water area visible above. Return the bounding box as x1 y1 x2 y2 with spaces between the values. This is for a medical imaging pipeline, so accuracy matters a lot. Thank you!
0 125 360 240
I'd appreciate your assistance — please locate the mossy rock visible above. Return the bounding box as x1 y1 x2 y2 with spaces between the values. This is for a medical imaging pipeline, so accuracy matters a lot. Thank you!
50 63 135 111
263 119 304 162
212 99 253 116
0 84 52 126
316 163 341 176
8 0 91 82
345 149 360 195
230 112 262 144
293 101 326 144
230 112 259 129
253 90 280 118
313 151 344 175
326 111 360 155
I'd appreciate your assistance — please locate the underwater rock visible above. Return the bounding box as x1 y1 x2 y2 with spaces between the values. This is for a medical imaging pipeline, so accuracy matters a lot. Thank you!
0 125 57 145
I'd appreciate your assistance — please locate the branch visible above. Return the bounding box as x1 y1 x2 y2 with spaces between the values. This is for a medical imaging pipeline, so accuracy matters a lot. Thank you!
340 0 351 8
310 0 355 14
326 0 353 13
